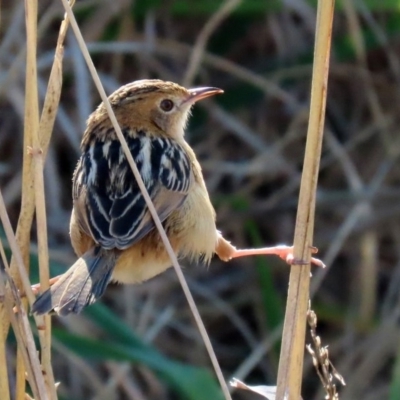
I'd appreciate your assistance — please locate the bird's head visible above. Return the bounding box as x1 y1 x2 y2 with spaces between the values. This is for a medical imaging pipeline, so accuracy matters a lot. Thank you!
90 79 223 140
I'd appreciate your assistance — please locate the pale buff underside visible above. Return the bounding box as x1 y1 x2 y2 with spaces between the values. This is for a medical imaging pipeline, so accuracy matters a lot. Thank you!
70 179 235 284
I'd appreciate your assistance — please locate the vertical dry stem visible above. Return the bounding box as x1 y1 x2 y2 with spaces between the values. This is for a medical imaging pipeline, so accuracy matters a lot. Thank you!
0 0 67 397
11 1 41 398
276 1 335 399
30 100 57 400
0 9 10 399
30 4 71 398
0 242 10 400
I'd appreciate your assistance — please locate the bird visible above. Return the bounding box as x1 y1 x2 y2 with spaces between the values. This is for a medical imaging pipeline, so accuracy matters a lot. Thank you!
31 79 324 316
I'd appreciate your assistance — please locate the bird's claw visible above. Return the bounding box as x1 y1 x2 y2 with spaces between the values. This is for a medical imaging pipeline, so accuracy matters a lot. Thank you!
283 246 325 268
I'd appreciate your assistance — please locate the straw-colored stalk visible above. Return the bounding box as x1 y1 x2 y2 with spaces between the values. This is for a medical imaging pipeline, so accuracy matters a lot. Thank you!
0 1 70 398
0 194 48 400
0 244 10 400
29 4 72 398
11 0 41 398
276 1 335 399
60 1 232 399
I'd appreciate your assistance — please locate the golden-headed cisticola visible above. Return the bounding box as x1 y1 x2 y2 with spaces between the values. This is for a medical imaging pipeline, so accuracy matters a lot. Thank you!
32 79 323 316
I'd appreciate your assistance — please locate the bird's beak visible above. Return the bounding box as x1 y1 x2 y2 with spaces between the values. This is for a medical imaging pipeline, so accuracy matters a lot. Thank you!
185 87 224 104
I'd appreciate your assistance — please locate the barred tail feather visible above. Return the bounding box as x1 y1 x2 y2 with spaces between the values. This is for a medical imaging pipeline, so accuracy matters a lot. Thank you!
32 247 119 316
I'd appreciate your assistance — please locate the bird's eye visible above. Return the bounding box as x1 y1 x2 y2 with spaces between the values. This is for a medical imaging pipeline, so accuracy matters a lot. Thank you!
160 99 174 112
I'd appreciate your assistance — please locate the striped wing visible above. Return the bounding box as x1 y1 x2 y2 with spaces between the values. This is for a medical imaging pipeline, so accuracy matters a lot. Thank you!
73 134 192 250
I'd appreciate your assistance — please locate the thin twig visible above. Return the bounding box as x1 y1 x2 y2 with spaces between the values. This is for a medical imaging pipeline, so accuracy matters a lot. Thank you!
59 1 232 399
0 192 36 307
306 307 345 399
0 228 48 400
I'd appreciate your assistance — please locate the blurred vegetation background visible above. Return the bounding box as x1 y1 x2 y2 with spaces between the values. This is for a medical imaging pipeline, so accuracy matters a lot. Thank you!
1 0 400 399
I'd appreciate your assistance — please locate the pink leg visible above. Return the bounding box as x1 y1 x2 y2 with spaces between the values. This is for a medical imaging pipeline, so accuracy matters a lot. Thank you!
230 245 325 268
215 236 325 268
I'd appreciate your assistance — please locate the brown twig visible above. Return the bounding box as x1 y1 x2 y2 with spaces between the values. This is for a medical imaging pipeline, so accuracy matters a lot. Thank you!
31 3 72 398
10 1 42 398
276 1 335 399
59 1 232 399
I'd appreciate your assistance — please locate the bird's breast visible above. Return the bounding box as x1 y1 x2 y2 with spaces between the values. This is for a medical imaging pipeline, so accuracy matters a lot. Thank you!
112 179 217 284
170 180 217 263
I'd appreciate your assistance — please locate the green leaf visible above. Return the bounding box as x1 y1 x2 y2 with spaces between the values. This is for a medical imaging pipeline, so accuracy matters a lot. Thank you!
54 307 224 400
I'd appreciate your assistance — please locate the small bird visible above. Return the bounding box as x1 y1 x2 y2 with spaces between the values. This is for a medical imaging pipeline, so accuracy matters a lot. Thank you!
32 79 323 316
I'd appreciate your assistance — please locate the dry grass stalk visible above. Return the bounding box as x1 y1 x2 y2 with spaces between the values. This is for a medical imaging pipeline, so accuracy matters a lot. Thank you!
0 194 36 308
38 2 72 158
0 193 48 399
31 3 73 398
11 0 41 398
306 307 345 399
276 1 335 399
29 49 56 400
60 1 232 399
0 242 10 400
0 1 72 398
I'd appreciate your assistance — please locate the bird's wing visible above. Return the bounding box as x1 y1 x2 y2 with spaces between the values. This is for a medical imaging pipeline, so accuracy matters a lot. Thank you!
73 135 193 249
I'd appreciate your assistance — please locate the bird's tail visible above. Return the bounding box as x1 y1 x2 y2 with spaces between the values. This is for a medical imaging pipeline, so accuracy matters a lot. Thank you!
32 247 119 316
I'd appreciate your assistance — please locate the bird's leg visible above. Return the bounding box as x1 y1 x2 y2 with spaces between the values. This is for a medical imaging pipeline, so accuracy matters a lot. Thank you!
215 234 325 268
229 245 325 268
31 275 61 295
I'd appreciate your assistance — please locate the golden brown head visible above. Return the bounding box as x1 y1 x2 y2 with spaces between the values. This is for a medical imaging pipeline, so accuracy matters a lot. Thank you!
86 79 223 142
